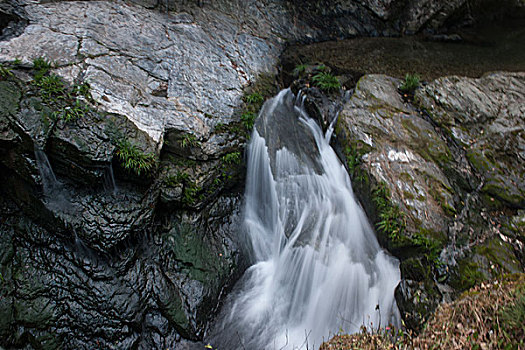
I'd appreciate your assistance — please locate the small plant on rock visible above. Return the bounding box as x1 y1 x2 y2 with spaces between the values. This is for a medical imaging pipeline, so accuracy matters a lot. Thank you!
240 111 256 130
0 63 13 79
32 57 52 81
399 73 420 95
222 151 241 165
73 81 93 101
372 183 406 243
312 72 341 92
51 99 87 122
244 92 264 105
35 74 65 100
180 134 199 148
182 183 202 205
293 63 308 76
116 138 156 176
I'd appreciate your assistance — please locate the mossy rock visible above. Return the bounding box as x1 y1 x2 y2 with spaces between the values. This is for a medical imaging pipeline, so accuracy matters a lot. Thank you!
474 237 522 274
400 257 432 281
165 224 230 290
481 180 525 209
449 259 487 292
161 290 190 335
448 237 520 293
0 80 21 118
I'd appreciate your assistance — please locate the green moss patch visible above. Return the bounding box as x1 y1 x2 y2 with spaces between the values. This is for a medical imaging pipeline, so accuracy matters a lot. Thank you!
0 81 21 118
450 260 486 291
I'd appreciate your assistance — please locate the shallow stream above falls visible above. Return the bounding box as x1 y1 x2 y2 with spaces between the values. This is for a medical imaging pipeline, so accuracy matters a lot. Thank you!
206 89 400 349
282 18 525 82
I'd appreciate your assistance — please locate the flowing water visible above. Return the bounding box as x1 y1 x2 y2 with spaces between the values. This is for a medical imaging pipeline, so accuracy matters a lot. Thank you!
34 148 75 213
34 148 59 194
209 89 400 349
103 164 118 194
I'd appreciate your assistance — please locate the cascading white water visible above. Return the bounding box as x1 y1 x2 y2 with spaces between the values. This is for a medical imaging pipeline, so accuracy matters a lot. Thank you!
209 89 400 349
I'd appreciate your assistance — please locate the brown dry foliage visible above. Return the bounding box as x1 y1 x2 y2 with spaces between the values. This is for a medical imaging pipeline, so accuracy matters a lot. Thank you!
320 274 525 350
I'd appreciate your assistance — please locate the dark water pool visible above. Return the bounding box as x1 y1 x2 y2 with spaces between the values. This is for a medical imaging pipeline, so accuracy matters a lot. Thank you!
283 18 525 80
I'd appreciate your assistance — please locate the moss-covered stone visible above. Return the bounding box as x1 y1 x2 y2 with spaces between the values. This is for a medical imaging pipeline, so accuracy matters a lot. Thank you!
450 260 487 291
165 224 230 289
475 237 522 274
0 80 21 118
400 257 432 281
482 181 525 209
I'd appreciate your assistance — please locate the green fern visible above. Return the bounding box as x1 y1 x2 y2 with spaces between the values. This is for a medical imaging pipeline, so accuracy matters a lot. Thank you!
34 74 65 100
222 151 241 165
32 57 52 82
116 139 156 176
311 72 340 92
244 92 264 105
241 112 256 130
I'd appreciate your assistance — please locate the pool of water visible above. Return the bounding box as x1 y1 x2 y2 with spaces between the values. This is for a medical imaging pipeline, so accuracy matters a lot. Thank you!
283 18 525 80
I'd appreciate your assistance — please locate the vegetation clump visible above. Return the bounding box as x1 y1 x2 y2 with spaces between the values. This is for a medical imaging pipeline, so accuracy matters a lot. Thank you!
221 151 241 165
372 183 406 244
320 274 525 350
241 92 266 133
292 63 308 77
399 73 420 95
0 63 14 79
33 57 52 81
115 138 156 176
30 57 91 123
312 71 341 92
179 133 199 148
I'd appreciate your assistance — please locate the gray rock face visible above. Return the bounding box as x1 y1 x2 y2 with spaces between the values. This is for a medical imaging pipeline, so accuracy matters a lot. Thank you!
0 0 286 143
417 73 525 208
0 193 243 349
0 69 246 348
338 74 456 240
335 72 524 329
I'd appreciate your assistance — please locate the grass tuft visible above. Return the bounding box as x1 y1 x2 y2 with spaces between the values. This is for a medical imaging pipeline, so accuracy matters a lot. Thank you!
399 73 420 95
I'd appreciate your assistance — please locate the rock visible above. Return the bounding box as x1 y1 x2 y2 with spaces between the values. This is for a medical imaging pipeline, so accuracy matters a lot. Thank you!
416 72 525 209
334 72 524 330
0 18 247 347
0 190 243 348
336 75 457 248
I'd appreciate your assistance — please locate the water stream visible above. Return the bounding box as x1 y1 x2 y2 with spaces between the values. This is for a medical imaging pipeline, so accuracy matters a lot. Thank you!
103 164 118 194
34 148 59 195
209 89 400 349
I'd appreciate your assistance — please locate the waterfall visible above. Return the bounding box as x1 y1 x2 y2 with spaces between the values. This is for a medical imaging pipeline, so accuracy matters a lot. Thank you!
34 148 59 195
34 148 74 213
103 164 118 194
209 89 400 349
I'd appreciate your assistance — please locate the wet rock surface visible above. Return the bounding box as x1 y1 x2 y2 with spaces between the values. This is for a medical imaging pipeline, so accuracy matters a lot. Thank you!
0 193 242 349
334 72 524 329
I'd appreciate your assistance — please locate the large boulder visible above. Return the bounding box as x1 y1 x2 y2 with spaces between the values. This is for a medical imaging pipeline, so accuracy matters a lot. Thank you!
335 72 524 329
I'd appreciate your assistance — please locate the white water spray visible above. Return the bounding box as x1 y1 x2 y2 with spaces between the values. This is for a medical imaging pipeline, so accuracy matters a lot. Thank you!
210 89 400 349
